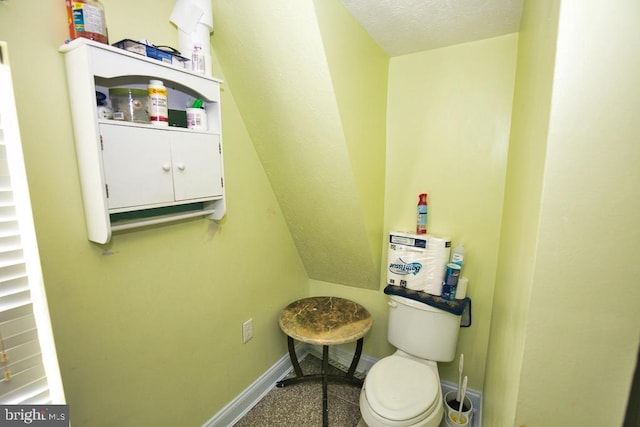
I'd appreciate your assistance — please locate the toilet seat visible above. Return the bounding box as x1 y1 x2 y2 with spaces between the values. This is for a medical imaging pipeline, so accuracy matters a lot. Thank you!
364 354 440 422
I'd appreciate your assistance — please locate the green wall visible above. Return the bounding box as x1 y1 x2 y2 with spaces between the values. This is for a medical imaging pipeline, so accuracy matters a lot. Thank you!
0 1 308 425
515 1 640 425
387 34 519 389
485 1 640 425
314 34 519 390
483 1 560 424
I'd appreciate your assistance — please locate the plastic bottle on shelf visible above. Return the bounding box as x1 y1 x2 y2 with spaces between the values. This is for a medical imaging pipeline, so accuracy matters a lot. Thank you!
191 44 205 74
451 242 466 268
148 80 168 126
455 277 469 299
416 193 428 234
66 0 109 44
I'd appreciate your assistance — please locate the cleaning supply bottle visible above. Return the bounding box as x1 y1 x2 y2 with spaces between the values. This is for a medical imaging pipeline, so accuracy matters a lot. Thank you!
191 44 205 74
416 193 428 234
66 0 109 44
451 242 466 268
148 80 168 126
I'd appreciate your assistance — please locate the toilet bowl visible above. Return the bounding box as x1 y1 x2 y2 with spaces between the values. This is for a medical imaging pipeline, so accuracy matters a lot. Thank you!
359 351 444 427
359 293 463 427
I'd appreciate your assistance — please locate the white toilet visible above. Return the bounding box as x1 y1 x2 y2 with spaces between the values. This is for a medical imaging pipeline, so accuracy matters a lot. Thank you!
359 295 462 427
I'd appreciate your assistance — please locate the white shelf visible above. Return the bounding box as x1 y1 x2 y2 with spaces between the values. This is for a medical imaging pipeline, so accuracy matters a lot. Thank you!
60 38 226 243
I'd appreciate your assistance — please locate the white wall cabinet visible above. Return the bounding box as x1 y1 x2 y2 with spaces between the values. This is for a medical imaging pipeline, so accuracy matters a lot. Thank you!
60 39 225 244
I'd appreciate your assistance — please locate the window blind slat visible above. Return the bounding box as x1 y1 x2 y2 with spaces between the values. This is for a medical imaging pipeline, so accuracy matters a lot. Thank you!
21 388 51 404
0 221 19 239
0 289 30 312
0 263 27 285
2 329 38 354
0 205 17 221
0 190 13 207
0 154 7 169
0 234 21 252
0 365 48 403
0 40 64 404
0 249 24 269
0 176 12 191
0 275 28 299
0 307 37 335
5 340 42 368
6 353 45 380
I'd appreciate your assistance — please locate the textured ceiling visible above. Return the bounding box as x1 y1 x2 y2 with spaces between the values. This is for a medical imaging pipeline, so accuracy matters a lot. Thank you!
341 0 523 56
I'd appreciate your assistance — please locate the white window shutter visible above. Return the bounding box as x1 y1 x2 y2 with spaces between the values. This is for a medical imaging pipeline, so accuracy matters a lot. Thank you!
0 41 65 404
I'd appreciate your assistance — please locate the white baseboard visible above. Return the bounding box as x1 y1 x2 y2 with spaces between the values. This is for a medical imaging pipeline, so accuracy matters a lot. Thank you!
202 343 309 427
203 344 482 427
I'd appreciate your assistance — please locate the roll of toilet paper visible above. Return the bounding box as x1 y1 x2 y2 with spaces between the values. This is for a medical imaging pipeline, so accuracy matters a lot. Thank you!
170 0 213 30
455 276 469 299
421 234 452 295
387 232 451 295
171 0 214 76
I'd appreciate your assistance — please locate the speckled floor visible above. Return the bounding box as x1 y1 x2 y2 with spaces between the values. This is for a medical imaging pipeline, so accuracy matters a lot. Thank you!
233 354 364 427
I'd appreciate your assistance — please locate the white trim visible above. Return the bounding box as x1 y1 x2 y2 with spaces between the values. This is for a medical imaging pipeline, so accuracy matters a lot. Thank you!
202 344 308 427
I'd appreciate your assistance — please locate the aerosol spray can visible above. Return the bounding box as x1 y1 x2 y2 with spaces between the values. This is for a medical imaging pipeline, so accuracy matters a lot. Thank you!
416 193 428 234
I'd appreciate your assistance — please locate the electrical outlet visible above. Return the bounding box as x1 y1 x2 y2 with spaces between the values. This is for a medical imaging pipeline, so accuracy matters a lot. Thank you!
242 318 253 343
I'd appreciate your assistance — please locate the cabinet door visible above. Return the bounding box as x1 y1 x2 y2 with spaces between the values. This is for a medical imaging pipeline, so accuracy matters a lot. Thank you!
171 133 223 201
100 123 174 210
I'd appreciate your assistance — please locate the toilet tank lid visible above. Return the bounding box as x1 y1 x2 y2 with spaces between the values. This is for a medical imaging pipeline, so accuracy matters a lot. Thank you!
384 285 470 318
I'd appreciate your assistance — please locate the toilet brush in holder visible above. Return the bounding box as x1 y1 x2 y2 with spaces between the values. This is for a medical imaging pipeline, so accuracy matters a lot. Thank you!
457 354 464 402
447 376 470 426
444 363 473 426
445 354 471 413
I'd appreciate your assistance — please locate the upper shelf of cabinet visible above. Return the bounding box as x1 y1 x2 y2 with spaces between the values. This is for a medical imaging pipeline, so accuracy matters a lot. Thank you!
59 38 222 102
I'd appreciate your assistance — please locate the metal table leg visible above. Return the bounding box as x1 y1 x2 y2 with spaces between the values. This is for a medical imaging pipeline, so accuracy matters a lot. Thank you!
346 337 364 378
276 335 366 426
322 345 329 427
287 335 303 377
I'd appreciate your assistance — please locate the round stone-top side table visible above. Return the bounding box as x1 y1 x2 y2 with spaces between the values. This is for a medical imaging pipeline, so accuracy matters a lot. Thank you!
276 296 373 427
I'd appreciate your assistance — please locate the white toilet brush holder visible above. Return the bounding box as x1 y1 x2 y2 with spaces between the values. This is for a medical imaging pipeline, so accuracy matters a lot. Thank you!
443 391 473 426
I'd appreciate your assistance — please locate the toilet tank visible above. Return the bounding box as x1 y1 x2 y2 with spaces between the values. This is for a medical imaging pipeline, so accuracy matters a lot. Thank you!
387 295 461 362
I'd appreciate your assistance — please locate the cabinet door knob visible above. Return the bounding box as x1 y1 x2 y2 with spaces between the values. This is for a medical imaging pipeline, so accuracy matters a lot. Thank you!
162 164 171 172
177 163 186 171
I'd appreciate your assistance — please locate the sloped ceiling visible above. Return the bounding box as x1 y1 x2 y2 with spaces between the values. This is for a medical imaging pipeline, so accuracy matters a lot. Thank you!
341 0 523 56
212 0 522 290
212 0 388 290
